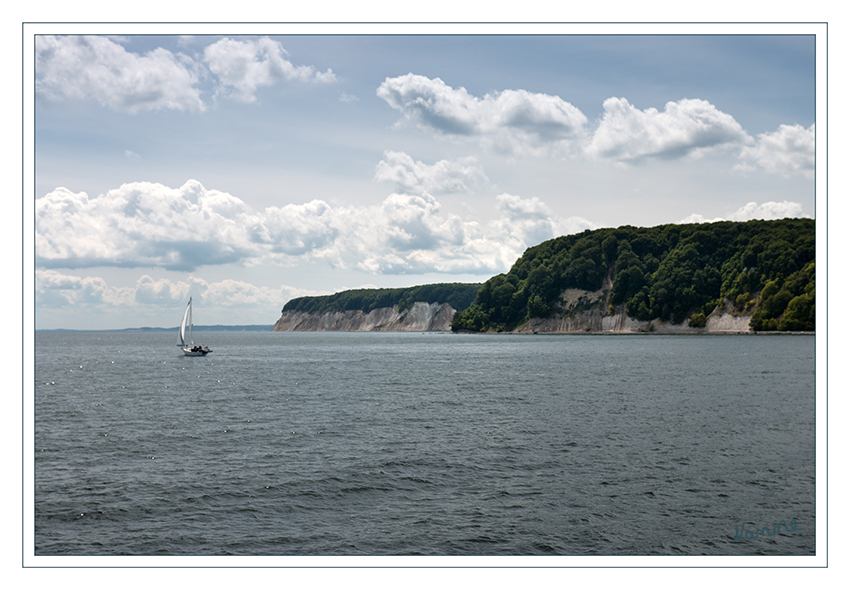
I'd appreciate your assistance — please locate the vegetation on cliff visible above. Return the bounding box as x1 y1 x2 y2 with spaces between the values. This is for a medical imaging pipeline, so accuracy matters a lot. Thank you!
282 283 482 316
451 218 815 332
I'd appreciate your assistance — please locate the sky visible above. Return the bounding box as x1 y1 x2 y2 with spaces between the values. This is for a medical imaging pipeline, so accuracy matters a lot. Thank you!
31 28 818 330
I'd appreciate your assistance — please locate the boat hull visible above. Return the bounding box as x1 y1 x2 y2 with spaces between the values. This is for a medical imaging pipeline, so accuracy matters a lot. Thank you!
181 348 211 356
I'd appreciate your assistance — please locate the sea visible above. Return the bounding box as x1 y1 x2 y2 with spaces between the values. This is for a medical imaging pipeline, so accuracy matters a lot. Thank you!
33 331 816 557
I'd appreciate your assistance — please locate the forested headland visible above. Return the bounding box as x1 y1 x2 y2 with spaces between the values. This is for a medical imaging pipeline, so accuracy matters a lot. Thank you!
282 283 482 316
450 218 815 333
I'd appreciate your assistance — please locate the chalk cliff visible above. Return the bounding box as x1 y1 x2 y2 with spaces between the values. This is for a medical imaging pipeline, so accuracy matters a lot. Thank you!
512 308 753 334
272 301 455 332
503 287 755 334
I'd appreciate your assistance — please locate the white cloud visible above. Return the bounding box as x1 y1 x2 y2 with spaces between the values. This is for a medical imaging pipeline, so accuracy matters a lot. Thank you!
35 35 337 112
493 193 594 251
347 192 594 275
37 269 315 315
726 201 807 221
36 269 132 307
587 97 752 162
331 192 480 273
35 35 204 113
134 274 195 305
376 77 782 172
495 192 551 219
133 274 317 310
203 279 293 307
249 199 339 256
36 176 590 278
736 123 814 178
376 74 588 154
494 192 562 248
203 37 336 102
680 200 807 224
374 151 488 195
678 213 715 224
36 181 254 270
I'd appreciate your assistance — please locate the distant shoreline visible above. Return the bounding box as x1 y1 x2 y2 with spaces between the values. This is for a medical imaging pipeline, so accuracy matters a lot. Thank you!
35 325 275 333
35 326 814 335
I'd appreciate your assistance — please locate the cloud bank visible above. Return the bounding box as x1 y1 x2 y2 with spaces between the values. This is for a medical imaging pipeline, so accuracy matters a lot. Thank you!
35 35 336 112
36 269 315 313
377 74 813 176
36 172 593 276
679 200 808 224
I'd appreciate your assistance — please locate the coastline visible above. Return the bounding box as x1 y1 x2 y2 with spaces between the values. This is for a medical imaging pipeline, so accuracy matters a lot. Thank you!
451 330 815 335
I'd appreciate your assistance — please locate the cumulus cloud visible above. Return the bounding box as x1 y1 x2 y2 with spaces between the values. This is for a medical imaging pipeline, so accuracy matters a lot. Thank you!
726 201 807 221
249 199 340 257
374 151 488 195
36 177 588 277
37 269 315 314
35 35 336 112
679 200 808 224
377 74 588 154
347 192 594 275
133 275 304 309
204 37 337 102
493 193 594 251
35 35 204 113
375 76 783 172
327 191 481 274
36 181 254 270
495 192 551 219
203 278 298 307
587 97 752 162
736 123 814 178
35 269 124 307
134 274 198 305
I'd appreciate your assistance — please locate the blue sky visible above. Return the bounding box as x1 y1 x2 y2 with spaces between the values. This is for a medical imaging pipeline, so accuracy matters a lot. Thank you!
32 28 819 330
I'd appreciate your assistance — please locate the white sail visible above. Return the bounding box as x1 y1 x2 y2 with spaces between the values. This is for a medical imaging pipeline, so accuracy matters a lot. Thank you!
179 298 193 347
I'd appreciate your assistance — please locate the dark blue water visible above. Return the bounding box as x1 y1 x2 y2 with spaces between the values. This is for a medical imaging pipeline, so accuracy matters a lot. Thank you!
34 331 815 555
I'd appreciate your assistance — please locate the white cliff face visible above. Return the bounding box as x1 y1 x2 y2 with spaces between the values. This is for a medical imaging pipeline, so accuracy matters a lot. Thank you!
513 308 753 334
274 295 756 335
273 302 455 332
503 288 755 334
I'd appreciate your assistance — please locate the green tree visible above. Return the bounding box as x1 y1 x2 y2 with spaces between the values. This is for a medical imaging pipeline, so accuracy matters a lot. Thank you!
688 312 707 328
778 294 814 331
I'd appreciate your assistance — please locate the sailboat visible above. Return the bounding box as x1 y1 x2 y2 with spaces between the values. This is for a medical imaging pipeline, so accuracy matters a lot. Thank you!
178 297 212 356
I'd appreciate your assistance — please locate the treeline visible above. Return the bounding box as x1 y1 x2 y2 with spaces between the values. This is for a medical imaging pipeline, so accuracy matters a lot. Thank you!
451 218 815 332
282 283 482 315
